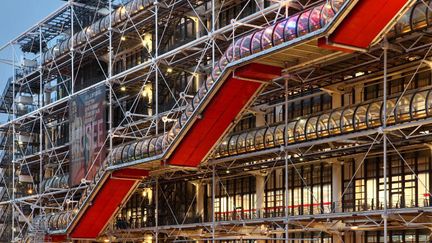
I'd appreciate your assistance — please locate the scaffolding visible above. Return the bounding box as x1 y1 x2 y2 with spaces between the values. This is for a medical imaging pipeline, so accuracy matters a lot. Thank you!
0 0 430 242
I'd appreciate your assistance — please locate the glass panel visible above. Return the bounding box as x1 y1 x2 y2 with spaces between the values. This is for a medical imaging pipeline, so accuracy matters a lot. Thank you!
114 147 123 163
395 96 411 122
244 131 255 152
354 105 368 130
367 102 382 128
240 33 252 58
394 13 411 35
264 126 276 148
297 10 311 37
274 124 285 145
261 25 274 50
255 128 266 150
305 116 318 140
228 135 238 155
251 30 264 54
412 90 428 119
411 2 427 30
317 114 329 137
284 15 299 41
219 138 230 157
384 98 396 125
237 133 247 154
309 5 323 32
287 121 296 143
148 138 157 156
331 0 345 12
341 108 354 133
273 20 286 46
328 111 341 135
233 38 243 61
321 2 335 26
294 118 307 141
225 44 234 62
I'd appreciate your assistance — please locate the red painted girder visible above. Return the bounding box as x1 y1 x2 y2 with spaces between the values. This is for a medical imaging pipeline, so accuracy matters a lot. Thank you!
70 169 148 239
319 0 409 51
167 63 281 167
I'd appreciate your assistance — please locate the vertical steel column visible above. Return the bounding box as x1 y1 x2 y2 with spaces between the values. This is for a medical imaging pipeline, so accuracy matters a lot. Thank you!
38 26 44 225
284 78 289 243
212 165 216 242
108 0 113 164
70 1 74 95
211 0 216 239
11 42 16 243
155 178 159 242
382 38 389 243
154 0 159 134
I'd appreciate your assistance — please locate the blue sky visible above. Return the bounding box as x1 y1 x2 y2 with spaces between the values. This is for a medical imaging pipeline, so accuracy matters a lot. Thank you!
0 0 63 121
0 1 64 89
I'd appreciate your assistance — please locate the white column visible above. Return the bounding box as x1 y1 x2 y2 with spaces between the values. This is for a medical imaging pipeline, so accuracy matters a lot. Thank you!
193 181 205 221
332 92 342 109
354 84 364 104
256 174 265 218
332 160 342 213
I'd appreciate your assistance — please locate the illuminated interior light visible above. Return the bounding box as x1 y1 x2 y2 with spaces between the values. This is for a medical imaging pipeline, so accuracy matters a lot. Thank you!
351 226 359 230
226 169 230 174
120 86 126 92
167 67 173 73
121 36 126 41
27 188 33 194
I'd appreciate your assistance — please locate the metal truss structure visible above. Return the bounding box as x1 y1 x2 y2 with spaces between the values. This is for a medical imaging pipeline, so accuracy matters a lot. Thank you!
0 0 431 242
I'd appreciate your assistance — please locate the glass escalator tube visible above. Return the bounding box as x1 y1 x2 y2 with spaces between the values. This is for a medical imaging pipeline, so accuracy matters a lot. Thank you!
261 25 275 50
274 124 285 146
264 126 276 148
294 118 307 142
245 129 257 152
410 89 428 120
305 115 319 140
273 20 287 46
341 107 355 133
240 33 254 58
297 9 312 37
228 135 238 156
107 0 350 163
366 101 383 128
250 29 264 54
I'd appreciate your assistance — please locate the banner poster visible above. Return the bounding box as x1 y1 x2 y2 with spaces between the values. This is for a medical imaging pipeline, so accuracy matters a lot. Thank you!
69 85 106 186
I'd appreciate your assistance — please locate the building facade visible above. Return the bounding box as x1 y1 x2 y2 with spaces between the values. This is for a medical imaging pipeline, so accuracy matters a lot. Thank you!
0 0 430 242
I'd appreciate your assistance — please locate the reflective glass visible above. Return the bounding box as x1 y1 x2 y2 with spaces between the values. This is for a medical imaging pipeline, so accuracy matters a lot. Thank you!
412 90 428 119
309 5 323 32
255 128 266 150
341 108 354 132
240 34 253 58
367 102 382 128
411 2 427 30
228 135 238 155
261 25 274 49
294 119 307 141
297 10 312 37
274 124 285 145
328 111 342 135
395 96 411 122
251 30 264 54
273 20 286 46
354 105 368 130
284 15 299 41
321 2 335 26
305 116 318 140
317 114 329 137
264 126 276 147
